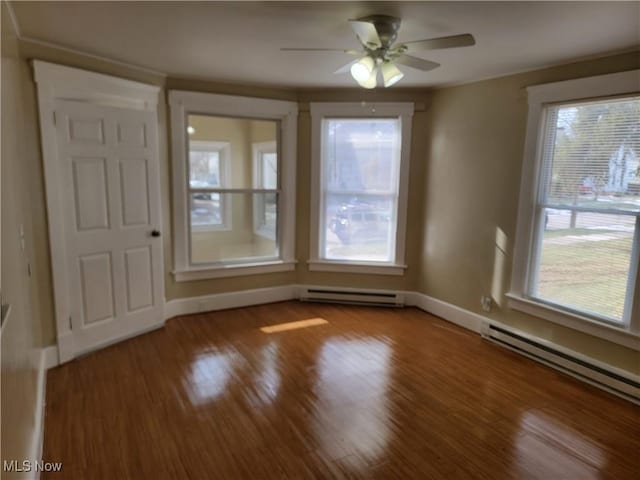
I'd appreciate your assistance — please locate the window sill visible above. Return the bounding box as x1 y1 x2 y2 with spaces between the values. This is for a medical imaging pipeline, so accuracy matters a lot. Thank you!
253 227 276 241
173 260 297 282
506 293 639 351
192 224 231 233
307 260 407 276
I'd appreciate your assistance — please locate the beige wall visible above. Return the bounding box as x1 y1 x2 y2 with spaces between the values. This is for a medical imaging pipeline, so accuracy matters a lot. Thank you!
8 32 639 374
1 1 45 466
418 51 640 373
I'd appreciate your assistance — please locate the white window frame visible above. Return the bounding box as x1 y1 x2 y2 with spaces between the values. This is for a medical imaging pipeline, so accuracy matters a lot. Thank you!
189 140 232 232
509 69 640 350
308 102 413 276
252 140 277 240
169 91 298 281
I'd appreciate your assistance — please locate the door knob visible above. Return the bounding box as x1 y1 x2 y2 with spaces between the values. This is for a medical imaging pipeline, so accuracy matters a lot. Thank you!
151 230 161 237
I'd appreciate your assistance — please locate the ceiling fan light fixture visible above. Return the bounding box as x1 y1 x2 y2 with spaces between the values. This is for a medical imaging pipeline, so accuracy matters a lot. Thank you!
356 66 378 89
381 61 404 88
350 56 375 83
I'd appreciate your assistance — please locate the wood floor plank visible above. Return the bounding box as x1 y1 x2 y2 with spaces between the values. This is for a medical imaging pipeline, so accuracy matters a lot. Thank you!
42 302 640 479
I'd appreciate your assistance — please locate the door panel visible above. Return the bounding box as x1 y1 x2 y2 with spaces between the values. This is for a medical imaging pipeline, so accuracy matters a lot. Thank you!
117 119 147 148
79 253 115 325
55 99 164 356
72 157 110 231
68 117 105 145
124 246 154 312
119 158 150 226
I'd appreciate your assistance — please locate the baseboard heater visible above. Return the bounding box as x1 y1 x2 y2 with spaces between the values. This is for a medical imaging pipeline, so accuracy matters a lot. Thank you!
482 322 640 404
299 287 404 307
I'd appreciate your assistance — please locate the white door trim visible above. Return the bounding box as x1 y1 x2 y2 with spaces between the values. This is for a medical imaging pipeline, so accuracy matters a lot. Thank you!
34 60 163 363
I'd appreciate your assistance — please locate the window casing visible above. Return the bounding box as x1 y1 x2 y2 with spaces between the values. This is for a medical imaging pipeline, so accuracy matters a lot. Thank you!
309 102 413 275
510 70 640 349
169 91 298 281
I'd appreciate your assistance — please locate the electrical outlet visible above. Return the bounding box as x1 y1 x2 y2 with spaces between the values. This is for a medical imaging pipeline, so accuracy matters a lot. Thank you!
481 295 492 313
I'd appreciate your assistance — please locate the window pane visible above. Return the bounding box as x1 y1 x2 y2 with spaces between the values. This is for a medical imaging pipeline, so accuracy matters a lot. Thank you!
324 119 401 193
188 114 278 189
191 193 223 228
261 153 278 189
541 97 640 213
324 194 396 262
254 192 277 240
533 209 635 322
191 193 278 264
189 150 221 188
321 118 401 263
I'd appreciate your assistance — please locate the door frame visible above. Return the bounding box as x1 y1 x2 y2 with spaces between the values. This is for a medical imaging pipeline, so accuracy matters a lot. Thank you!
34 60 163 363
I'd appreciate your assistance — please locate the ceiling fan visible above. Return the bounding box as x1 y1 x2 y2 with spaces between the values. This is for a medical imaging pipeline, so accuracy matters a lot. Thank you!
282 15 475 88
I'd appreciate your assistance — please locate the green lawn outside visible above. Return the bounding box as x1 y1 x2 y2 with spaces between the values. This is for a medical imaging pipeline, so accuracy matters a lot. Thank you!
537 233 632 320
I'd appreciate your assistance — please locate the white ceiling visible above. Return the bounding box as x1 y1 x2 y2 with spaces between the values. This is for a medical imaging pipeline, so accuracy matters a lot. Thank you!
10 1 640 88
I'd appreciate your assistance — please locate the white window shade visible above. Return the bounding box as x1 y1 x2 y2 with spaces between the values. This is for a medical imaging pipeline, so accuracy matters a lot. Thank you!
540 97 640 213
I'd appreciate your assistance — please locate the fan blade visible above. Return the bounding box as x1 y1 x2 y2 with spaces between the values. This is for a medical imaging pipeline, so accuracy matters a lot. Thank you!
392 55 440 72
280 48 363 56
399 34 475 53
333 59 358 74
349 20 382 48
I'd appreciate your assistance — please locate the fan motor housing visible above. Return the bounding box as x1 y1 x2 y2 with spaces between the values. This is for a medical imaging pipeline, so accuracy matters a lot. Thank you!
357 14 402 49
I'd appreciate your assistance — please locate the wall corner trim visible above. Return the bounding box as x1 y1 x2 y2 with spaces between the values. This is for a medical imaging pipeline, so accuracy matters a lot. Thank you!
405 291 484 333
43 345 60 370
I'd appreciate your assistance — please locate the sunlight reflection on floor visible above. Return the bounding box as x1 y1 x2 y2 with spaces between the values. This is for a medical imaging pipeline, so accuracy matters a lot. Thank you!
314 337 392 471
514 410 605 479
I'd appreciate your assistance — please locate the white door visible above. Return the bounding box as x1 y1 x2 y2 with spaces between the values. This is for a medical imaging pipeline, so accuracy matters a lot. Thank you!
54 99 164 358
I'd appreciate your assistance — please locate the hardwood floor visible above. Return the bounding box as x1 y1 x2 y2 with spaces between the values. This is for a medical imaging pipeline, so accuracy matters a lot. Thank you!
42 301 640 479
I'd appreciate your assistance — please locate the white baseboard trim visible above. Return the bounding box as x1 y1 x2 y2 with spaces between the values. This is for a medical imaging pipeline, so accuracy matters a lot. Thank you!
164 284 298 320
407 293 640 404
25 348 48 479
406 291 484 333
43 345 59 369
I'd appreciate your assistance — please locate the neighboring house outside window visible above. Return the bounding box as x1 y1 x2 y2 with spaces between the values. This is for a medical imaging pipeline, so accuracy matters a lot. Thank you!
509 70 639 349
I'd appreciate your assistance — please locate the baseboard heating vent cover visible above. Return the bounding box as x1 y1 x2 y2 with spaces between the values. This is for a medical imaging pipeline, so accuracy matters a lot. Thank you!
481 322 640 404
299 287 404 307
